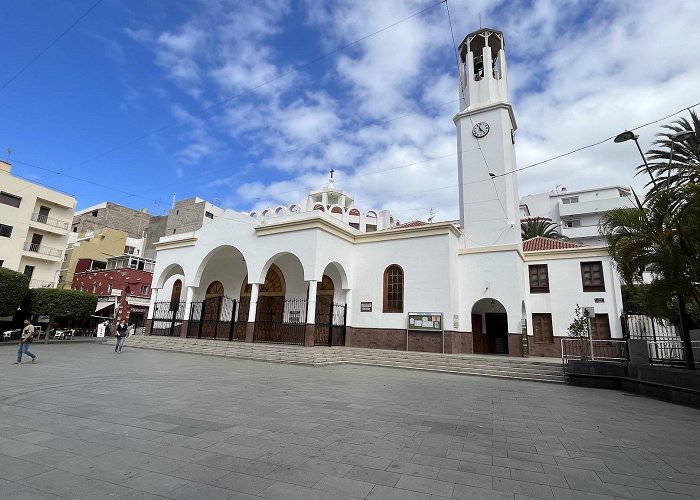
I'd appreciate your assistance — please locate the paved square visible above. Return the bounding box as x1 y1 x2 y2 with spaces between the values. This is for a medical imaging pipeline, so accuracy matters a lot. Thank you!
1 342 699 499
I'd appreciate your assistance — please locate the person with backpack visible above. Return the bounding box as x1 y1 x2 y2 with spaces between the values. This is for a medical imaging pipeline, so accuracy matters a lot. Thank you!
14 319 38 364
115 321 128 353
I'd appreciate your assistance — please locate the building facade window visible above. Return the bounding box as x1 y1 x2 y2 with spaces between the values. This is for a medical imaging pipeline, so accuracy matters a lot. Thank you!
564 219 581 228
561 196 579 204
124 245 136 255
581 261 605 292
23 265 34 279
205 211 214 219
107 283 112 293
0 224 12 238
383 265 404 313
140 285 148 295
528 264 549 293
532 313 553 343
0 191 22 208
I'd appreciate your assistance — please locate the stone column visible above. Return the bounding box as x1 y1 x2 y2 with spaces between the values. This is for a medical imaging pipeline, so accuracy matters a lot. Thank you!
145 288 159 335
246 283 259 342
181 286 195 338
305 280 318 347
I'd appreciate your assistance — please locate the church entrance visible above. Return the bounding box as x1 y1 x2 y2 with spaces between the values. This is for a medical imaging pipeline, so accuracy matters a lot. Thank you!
471 298 509 355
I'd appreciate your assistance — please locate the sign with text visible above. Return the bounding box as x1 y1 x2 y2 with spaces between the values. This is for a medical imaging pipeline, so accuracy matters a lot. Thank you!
407 312 443 332
111 289 122 297
360 302 372 312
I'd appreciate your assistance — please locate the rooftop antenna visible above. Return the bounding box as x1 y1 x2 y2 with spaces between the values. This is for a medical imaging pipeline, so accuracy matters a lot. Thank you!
428 208 435 223
5 147 10 162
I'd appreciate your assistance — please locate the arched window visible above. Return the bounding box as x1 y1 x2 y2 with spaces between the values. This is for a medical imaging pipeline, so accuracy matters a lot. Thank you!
169 279 182 311
331 206 343 214
206 281 224 298
383 265 404 313
313 204 325 212
349 208 360 216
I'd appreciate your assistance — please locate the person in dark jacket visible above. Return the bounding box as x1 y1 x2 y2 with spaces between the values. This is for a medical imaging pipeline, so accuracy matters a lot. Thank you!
115 321 128 353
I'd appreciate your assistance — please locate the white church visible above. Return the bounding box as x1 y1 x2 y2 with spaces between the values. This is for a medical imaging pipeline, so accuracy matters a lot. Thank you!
146 28 623 357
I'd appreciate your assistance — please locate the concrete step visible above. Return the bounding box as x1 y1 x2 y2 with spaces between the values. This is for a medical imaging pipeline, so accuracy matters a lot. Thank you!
121 337 564 383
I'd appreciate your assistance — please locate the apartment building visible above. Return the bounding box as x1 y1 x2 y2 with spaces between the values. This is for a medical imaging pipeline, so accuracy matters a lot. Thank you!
0 160 76 288
520 186 635 245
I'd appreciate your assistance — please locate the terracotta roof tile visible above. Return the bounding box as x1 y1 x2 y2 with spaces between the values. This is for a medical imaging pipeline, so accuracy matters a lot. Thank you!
522 236 586 252
394 220 428 229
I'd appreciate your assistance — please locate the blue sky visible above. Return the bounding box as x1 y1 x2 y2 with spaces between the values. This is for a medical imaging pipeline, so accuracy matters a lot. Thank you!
1 0 699 222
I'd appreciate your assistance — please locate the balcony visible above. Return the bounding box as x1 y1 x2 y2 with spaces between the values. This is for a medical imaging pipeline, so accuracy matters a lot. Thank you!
559 197 634 217
29 279 54 289
29 213 70 233
23 242 63 259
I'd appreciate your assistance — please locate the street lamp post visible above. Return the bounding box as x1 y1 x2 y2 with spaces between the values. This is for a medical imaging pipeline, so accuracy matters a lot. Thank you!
667 130 696 371
614 131 657 188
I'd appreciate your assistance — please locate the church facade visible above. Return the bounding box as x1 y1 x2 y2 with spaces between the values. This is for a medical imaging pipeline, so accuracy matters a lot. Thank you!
146 29 623 357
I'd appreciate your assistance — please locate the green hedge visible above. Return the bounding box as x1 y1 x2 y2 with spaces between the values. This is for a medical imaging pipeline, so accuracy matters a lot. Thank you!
26 288 98 318
0 267 30 317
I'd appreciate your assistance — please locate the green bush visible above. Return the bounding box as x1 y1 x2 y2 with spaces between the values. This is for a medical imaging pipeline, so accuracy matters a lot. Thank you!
26 288 98 319
0 267 30 317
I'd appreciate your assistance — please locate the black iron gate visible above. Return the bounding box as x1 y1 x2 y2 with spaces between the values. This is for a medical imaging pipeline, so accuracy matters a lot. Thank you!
150 301 187 336
315 301 347 347
254 297 306 345
187 296 242 341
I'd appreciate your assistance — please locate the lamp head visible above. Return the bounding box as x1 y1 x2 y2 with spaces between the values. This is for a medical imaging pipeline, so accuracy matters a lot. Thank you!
671 130 694 142
614 131 639 143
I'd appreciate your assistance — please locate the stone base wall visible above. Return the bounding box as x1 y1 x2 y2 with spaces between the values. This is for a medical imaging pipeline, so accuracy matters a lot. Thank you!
347 328 476 354
144 319 152 336
529 337 563 357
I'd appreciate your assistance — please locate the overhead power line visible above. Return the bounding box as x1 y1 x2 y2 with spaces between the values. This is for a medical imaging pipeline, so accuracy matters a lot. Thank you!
0 0 105 94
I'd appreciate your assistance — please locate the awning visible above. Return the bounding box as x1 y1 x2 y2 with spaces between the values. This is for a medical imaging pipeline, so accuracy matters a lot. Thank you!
127 297 151 307
95 300 113 312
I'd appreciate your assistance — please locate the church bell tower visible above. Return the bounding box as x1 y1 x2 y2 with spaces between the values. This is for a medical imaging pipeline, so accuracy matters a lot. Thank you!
454 29 521 248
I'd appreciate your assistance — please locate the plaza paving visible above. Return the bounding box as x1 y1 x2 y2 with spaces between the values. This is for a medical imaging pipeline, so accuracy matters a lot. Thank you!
1 342 699 500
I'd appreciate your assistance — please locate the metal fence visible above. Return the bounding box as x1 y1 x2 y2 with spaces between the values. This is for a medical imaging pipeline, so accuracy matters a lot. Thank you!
150 301 187 336
621 313 678 340
254 297 307 345
314 301 347 347
187 296 241 341
561 338 628 365
647 340 700 367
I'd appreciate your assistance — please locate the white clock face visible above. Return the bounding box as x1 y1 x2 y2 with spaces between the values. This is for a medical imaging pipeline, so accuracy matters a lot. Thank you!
472 122 489 138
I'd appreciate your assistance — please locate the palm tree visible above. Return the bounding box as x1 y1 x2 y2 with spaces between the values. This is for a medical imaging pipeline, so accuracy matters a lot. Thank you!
642 110 700 197
520 217 567 240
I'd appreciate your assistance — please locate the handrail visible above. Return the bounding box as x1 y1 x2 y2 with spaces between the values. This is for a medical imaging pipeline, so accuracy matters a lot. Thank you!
30 212 70 230
23 242 63 257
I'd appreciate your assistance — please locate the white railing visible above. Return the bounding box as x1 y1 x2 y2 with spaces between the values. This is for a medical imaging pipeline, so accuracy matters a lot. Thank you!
23 242 63 257
30 212 70 230
29 279 54 288
561 338 628 365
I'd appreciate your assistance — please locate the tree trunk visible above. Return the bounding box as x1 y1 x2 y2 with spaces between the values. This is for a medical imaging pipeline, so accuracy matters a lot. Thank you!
44 315 52 344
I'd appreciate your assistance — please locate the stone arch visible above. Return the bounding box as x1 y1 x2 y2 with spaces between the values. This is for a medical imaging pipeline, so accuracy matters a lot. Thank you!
275 206 286 215
240 264 285 297
313 204 325 212
330 205 343 214
154 263 185 289
471 298 508 355
348 208 360 216
193 245 249 289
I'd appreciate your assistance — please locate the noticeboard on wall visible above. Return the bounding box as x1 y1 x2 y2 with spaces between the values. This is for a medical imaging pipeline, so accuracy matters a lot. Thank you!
407 312 443 332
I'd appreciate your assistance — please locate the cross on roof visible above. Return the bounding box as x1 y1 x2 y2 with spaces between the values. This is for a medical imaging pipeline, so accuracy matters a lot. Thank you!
330 169 334 179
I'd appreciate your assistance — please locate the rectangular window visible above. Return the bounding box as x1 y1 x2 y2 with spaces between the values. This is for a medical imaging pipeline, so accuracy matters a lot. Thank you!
140 285 148 295
124 245 135 255
205 211 214 219
581 261 605 292
349 222 360 229
0 224 12 238
532 313 553 343
23 265 35 279
0 191 22 208
591 314 611 340
564 219 581 228
528 264 549 293
366 224 377 232
561 196 579 204
0 260 3 267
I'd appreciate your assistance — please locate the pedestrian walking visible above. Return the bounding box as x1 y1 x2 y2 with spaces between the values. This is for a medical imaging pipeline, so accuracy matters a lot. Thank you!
14 319 38 364
115 320 128 353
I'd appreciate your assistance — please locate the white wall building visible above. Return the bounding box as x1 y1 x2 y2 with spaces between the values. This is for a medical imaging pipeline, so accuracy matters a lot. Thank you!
146 28 624 357
520 186 635 245
0 159 76 288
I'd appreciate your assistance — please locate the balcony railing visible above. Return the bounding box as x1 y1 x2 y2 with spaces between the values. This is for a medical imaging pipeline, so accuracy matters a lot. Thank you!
29 279 54 289
30 212 70 230
23 242 63 257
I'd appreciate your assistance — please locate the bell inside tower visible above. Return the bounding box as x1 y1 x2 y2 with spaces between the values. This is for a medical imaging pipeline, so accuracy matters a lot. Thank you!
462 30 505 82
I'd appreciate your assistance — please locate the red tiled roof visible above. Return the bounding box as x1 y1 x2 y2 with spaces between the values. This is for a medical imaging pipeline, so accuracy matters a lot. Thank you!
394 220 428 229
522 236 586 252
